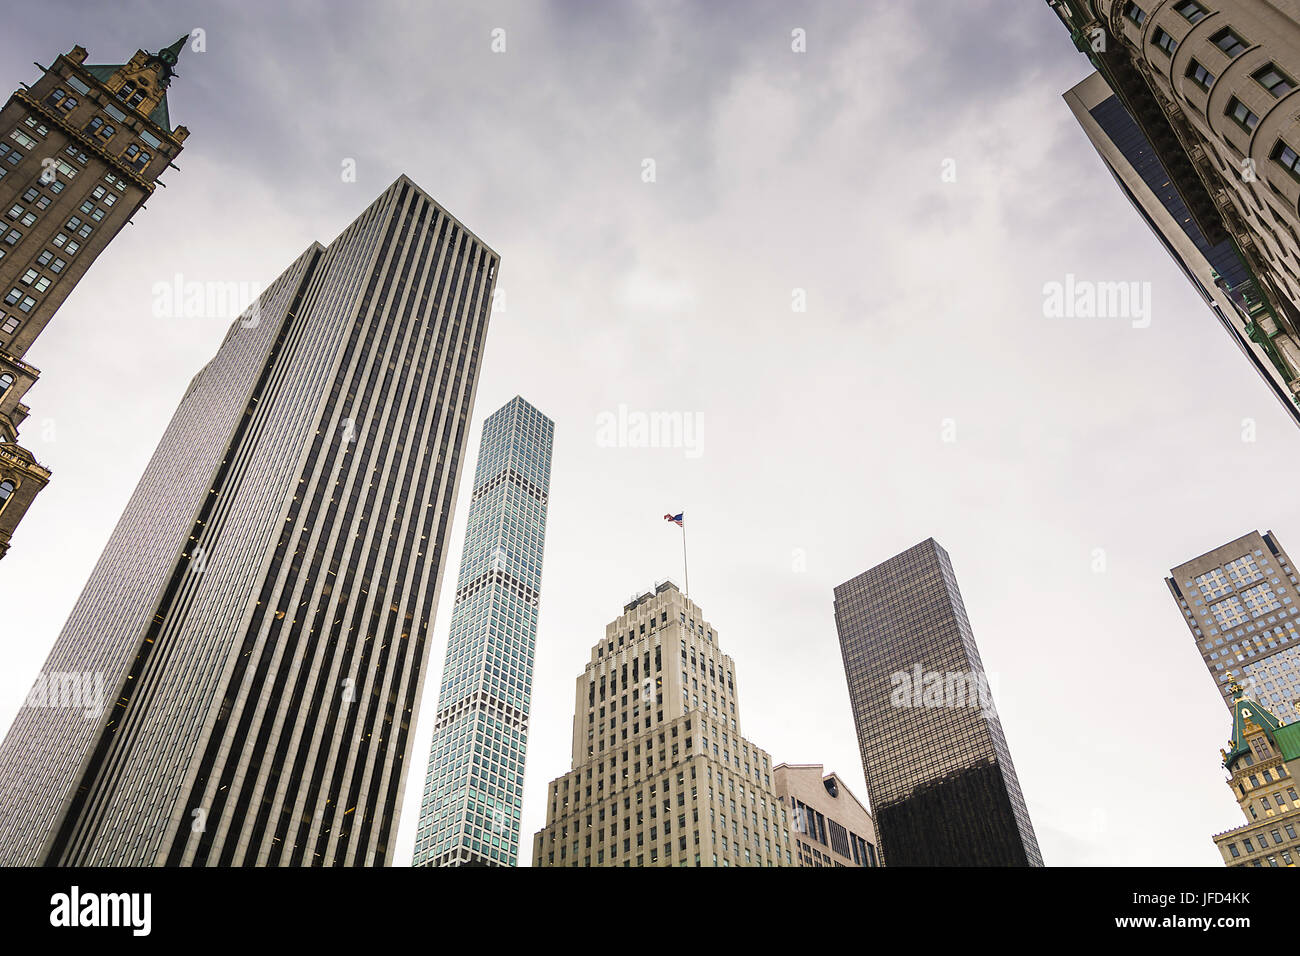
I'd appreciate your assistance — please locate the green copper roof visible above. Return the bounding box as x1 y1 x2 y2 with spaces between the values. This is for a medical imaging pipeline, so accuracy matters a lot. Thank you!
1223 684 1295 768
80 36 188 132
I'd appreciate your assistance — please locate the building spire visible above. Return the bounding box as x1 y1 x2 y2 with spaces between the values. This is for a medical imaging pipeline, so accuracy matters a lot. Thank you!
150 34 190 87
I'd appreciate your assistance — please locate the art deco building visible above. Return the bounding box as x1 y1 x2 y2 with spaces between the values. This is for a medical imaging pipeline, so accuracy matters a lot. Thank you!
1211 680 1300 866
413 396 553 867
1066 69 1300 425
834 539 1043 867
0 36 191 560
0 174 497 865
1166 530 1300 721
1050 1 1300 416
533 581 794 866
773 763 882 867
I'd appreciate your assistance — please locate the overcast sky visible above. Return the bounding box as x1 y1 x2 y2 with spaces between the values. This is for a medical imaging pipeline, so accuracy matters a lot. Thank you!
2 0 1296 867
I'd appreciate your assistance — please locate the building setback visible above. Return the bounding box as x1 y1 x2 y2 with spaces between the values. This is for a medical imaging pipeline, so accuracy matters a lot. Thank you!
0 36 192 560
1166 530 1300 722
1049 0 1300 416
0 174 497 865
413 396 553 867
834 538 1043 866
773 763 882 867
1211 680 1300 866
533 581 794 866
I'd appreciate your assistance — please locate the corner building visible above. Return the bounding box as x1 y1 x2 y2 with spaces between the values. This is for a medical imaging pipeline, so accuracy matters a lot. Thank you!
0 175 496 865
533 581 794 866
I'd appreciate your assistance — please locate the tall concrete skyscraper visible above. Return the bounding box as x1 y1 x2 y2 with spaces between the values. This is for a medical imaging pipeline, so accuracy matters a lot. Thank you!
533 581 794 866
413 396 553 867
1166 529 1300 722
1049 1 1300 418
1066 70 1300 425
833 539 1043 867
0 175 498 865
0 36 192 559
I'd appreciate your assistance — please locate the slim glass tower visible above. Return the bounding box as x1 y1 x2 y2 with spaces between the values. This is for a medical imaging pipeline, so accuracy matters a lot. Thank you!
833 538 1042 867
413 396 553 867
0 175 497 865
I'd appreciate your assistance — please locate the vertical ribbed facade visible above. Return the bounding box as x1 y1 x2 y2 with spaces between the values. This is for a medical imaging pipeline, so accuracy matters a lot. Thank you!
413 396 553 867
0 174 497 866
834 539 1043 867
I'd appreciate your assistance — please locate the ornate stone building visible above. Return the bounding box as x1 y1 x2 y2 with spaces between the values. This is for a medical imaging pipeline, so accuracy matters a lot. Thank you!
1212 680 1300 866
1050 0 1300 416
0 36 191 559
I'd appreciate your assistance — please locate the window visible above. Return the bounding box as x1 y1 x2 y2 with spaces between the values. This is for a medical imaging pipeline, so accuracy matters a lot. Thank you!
0 316 16 335
1152 27 1177 56
1211 27 1249 58
0 373 11 398
1187 59 1216 91
1255 63 1297 97
9 130 37 151
44 88 76 112
1272 140 1300 182
0 480 13 510
1227 97 1260 131
1174 0 1207 22
1124 2 1146 25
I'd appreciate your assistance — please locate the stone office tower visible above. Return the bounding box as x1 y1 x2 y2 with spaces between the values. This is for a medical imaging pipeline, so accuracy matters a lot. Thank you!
834 539 1043 867
413 396 553 867
0 175 498 865
0 36 191 560
533 581 794 867
1166 530 1300 722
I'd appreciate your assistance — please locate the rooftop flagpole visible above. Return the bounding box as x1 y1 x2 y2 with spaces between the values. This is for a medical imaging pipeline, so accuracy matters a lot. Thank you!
664 512 688 600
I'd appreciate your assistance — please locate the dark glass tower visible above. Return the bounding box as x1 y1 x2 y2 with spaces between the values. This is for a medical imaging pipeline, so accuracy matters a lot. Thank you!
413 395 553 867
833 538 1042 867
0 175 497 865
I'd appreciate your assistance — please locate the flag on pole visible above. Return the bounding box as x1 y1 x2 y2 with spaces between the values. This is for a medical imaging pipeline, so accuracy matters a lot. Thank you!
663 513 684 527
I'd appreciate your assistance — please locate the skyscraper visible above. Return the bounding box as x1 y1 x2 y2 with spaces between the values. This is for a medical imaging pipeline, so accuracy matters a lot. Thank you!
413 396 553 867
0 174 497 866
1065 70 1300 424
1049 0 1300 417
0 36 192 560
833 538 1043 867
1166 529 1300 722
533 581 794 866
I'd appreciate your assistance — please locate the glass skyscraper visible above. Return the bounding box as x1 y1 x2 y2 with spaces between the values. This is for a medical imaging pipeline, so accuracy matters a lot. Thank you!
414 396 553 867
0 175 497 865
834 538 1043 867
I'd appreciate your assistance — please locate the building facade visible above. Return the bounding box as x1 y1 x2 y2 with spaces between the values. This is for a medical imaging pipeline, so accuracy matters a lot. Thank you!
833 538 1043 867
1212 680 1300 866
0 36 191 560
1066 70 1300 425
1166 530 1300 722
533 581 794 866
0 174 497 865
413 396 553 867
773 763 882 867
1050 0 1300 417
